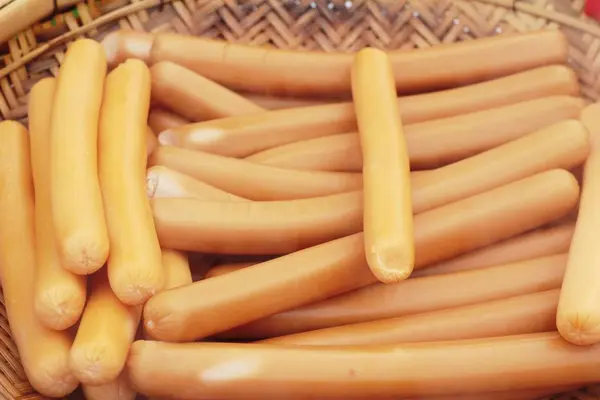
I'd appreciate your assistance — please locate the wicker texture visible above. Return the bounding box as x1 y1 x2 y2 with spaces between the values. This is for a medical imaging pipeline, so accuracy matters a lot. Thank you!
0 0 599 399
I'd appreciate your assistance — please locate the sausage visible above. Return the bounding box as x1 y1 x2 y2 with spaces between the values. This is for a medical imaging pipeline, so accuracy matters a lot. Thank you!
82 371 136 400
260 289 559 346
243 93 331 109
144 170 578 342
409 119 589 213
159 66 579 157
102 30 154 67
51 38 109 274
149 146 362 200
148 30 568 96
70 269 142 385
557 103 600 345
151 192 363 254
162 249 193 289
99 59 164 305
127 332 600 399
152 125 587 255
352 48 414 283
146 165 247 202
146 126 159 158
0 121 78 398
150 62 265 122
247 96 584 172
205 262 257 279
148 108 190 134
415 222 575 277
222 254 567 340
29 78 87 331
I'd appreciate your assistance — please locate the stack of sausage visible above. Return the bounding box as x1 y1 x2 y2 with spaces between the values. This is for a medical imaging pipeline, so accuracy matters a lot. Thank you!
1 27 599 400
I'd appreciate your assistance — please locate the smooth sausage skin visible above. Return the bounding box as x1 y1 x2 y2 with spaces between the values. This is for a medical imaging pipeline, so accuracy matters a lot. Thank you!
146 165 247 202
557 103 600 345
127 332 600 399
149 146 362 201
416 222 575 277
222 254 567 339
352 47 415 283
51 39 109 274
260 289 559 346
152 128 587 256
247 96 584 172
150 61 264 122
161 66 579 158
145 170 577 342
148 30 568 95
29 78 87 331
99 59 164 306
0 121 78 398
205 262 257 278
148 108 189 134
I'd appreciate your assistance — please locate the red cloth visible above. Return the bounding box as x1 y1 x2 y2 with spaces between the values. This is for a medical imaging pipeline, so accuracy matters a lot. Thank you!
585 0 600 21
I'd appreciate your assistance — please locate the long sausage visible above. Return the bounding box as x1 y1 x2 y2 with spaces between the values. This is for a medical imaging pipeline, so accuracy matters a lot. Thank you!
99 59 164 306
29 78 87 331
51 38 109 274
148 108 189 134
148 30 568 96
557 103 600 345
352 47 414 283
102 30 154 67
0 121 78 398
159 66 579 157
150 61 264 122
415 222 575 277
149 146 362 201
70 269 142 385
247 96 584 171
146 165 247 202
152 126 587 255
222 254 567 340
127 332 600 399
144 170 578 342
260 289 559 346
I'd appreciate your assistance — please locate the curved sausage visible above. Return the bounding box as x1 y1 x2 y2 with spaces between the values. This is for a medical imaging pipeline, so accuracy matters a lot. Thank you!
102 30 154 67
223 254 567 340
160 66 579 157
247 96 584 171
261 289 559 346
29 78 87 331
148 30 568 96
99 59 164 305
146 165 247 202
150 61 264 122
70 269 142 385
148 108 189 134
352 47 414 283
144 170 578 342
416 222 575 277
557 103 600 345
149 146 362 201
51 38 109 274
152 126 587 255
0 121 78 398
127 332 600 399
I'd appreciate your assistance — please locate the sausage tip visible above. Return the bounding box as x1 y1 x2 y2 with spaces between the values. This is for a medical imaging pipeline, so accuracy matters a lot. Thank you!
557 311 600 346
158 130 179 146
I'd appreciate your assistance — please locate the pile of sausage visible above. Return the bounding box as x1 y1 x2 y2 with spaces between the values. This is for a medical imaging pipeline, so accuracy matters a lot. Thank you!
0 27 599 400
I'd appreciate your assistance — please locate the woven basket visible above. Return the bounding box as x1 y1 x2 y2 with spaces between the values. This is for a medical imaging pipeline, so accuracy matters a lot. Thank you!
1 0 600 398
